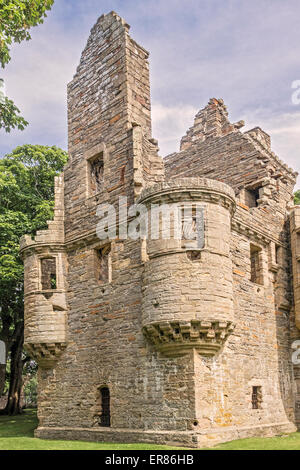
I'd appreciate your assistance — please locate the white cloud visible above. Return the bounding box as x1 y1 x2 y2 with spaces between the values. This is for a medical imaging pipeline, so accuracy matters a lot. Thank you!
0 0 299 191
152 103 197 155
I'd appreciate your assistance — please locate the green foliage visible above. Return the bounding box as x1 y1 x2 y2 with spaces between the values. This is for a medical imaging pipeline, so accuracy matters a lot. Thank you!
0 0 54 68
23 360 37 407
0 0 54 132
0 410 187 449
23 375 37 407
295 190 300 205
0 96 28 132
0 411 300 450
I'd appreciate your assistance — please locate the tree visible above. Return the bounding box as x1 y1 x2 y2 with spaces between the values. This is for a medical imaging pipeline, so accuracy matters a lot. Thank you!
0 0 54 132
295 190 300 205
0 144 68 414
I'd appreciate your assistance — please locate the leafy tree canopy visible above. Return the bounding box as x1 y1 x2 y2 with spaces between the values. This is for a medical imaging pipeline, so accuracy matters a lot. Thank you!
0 95 28 132
295 190 300 205
0 143 67 347
0 0 54 67
0 0 54 132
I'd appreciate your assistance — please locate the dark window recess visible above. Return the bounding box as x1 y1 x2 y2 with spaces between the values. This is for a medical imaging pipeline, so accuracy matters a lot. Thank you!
250 244 263 285
50 274 57 290
187 251 202 262
245 188 261 208
99 387 110 427
89 153 104 195
275 245 281 265
252 188 260 206
41 258 57 290
252 386 262 409
95 246 111 283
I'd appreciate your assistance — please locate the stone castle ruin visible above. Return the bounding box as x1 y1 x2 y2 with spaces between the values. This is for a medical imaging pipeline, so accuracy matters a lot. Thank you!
20 11 300 447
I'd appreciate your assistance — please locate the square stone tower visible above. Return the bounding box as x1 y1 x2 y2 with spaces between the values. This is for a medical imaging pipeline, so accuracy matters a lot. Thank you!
21 11 300 447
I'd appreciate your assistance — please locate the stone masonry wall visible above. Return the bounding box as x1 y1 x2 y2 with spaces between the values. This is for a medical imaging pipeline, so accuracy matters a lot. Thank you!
22 11 300 448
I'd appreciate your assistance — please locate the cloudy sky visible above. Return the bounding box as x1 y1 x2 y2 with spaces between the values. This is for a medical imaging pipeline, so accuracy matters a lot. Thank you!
1 0 299 187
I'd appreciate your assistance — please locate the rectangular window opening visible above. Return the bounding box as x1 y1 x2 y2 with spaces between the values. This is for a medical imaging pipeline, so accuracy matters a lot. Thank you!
41 258 57 290
252 386 262 409
89 152 104 196
297 260 300 286
95 245 112 284
244 187 262 208
250 244 264 285
275 245 281 265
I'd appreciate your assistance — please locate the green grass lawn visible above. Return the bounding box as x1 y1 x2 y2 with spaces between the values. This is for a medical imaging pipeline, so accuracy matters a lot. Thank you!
0 409 299 450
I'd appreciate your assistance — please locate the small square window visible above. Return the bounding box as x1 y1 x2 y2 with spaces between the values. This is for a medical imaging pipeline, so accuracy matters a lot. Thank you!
244 188 261 208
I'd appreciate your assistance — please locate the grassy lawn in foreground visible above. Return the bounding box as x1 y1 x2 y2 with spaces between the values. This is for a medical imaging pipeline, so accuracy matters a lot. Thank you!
0 409 299 450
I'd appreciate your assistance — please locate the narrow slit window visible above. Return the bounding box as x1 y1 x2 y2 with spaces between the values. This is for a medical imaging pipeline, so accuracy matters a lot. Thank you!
297 233 300 253
297 260 300 285
41 258 57 290
95 245 111 284
181 207 197 240
252 386 262 409
89 152 104 196
250 244 263 285
99 387 110 427
275 245 281 265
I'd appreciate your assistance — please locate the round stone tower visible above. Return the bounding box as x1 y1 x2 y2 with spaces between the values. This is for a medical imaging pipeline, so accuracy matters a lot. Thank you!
139 178 236 357
20 176 68 369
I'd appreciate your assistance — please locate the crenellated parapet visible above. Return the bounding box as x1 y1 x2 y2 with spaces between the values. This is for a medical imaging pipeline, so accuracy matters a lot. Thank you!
20 175 68 369
290 205 300 330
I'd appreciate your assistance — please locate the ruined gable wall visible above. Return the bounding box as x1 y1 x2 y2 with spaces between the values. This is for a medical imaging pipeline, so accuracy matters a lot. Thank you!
165 100 297 213
65 12 163 240
36 12 193 437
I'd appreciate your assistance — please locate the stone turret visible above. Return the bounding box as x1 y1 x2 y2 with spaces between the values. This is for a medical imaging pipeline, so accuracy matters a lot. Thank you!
20 176 68 368
140 178 236 357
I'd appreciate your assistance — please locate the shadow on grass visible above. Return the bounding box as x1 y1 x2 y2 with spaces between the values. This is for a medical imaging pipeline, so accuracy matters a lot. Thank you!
0 408 37 438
